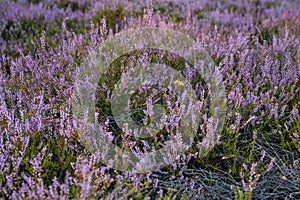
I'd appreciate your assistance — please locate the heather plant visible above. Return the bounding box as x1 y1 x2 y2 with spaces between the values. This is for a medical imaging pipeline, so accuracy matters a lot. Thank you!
1 0 300 199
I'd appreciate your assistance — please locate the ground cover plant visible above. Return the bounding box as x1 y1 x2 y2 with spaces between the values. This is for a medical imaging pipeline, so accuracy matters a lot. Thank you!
0 0 300 199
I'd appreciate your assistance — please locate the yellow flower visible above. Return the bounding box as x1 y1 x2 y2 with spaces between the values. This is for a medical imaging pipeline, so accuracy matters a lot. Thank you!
174 80 184 87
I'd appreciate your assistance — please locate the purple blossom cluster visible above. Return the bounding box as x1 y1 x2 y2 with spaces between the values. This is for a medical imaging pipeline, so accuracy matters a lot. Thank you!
0 0 299 199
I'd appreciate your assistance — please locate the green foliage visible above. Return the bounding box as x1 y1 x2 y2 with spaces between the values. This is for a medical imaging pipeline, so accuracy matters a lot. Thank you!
92 5 128 33
233 187 244 200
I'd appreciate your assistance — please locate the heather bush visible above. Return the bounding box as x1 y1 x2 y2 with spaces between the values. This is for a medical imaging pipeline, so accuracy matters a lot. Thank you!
0 0 299 199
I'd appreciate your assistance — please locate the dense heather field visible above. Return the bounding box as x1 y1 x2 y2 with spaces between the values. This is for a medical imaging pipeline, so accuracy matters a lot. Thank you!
0 0 300 199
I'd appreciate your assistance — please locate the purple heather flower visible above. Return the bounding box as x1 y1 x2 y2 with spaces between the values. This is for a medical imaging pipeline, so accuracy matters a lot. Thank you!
267 158 275 172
